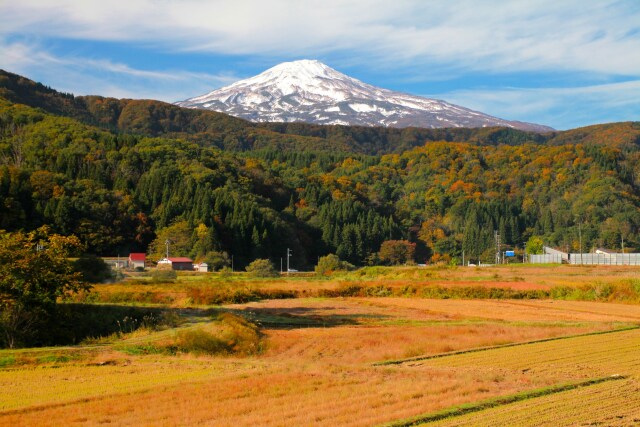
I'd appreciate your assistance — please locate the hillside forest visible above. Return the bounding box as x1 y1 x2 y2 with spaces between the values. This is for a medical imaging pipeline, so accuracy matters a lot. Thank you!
2 69 640 269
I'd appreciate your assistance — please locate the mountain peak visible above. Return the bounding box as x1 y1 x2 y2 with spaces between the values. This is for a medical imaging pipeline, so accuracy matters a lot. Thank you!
222 59 353 99
267 59 331 74
176 61 553 132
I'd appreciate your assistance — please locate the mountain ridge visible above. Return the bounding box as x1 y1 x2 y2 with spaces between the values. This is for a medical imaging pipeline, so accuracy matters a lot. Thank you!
2 69 639 157
176 59 553 132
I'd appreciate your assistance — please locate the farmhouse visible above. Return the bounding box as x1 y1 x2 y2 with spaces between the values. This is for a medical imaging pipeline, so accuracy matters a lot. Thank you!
129 253 146 269
157 257 194 271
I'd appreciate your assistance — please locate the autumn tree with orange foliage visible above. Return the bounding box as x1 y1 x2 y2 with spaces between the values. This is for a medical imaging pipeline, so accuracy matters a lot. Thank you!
379 240 416 265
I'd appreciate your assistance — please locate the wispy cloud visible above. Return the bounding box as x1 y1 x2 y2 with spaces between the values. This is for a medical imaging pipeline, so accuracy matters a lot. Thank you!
2 0 639 76
0 39 239 101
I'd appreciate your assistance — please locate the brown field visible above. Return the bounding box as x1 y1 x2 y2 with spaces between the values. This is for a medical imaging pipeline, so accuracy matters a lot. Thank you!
2 265 640 426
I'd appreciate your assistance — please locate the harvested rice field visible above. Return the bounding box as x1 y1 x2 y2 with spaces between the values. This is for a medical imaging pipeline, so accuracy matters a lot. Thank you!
1 265 639 426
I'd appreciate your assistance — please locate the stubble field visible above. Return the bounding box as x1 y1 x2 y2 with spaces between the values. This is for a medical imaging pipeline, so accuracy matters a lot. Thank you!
1 265 639 426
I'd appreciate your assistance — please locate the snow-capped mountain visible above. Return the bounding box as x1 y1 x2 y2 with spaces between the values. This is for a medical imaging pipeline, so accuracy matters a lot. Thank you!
176 60 552 132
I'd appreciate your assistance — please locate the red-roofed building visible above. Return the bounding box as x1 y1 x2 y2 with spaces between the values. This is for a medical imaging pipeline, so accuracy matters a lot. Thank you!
157 257 194 271
129 253 146 270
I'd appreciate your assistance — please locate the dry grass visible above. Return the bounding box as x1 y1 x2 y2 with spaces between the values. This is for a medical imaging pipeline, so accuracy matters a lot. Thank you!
412 328 640 426
0 357 561 427
2 294 639 426
369 298 640 322
230 298 626 363
4 266 640 426
427 377 640 427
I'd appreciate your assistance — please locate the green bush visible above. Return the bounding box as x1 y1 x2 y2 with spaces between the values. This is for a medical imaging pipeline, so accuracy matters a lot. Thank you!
245 259 279 278
73 254 114 283
315 254 354 275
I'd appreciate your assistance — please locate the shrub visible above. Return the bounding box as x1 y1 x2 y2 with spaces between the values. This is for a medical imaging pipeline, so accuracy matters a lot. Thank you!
187 285 296 305
315 254 354 275
245 259 278 278
168 313 260 356
73 254 114 283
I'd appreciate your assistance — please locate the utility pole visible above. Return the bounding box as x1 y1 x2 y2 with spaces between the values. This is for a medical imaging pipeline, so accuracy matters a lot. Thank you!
578 221 583 265
494 231 501 265
280 257 283 273
286 248 292 275
462 250 465 267
165 239 170 259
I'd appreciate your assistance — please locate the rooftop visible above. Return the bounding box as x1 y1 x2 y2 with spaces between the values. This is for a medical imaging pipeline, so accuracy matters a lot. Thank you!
129 253 146 261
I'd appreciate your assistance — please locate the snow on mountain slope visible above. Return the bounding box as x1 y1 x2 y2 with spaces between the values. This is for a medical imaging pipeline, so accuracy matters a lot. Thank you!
176 60 553 132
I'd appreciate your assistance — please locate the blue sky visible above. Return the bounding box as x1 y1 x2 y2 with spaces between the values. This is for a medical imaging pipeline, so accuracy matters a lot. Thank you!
1 0 639 130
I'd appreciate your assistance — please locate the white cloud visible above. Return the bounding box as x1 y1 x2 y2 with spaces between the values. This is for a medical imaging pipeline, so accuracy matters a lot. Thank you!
1 0 639 76
0 39 239 101
442 80 640 130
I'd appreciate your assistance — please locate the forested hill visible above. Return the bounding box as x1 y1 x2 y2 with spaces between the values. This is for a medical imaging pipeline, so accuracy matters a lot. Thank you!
2 69 640 269
3 70 639 155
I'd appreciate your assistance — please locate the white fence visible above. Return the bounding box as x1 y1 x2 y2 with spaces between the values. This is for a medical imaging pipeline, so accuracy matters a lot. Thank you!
568 253 640 265
529 254 563 264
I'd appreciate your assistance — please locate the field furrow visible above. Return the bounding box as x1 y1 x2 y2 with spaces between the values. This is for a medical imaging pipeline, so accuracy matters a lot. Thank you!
426 377 640 426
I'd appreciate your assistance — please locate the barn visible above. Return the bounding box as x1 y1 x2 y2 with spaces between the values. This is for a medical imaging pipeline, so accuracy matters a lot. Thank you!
157 257 194 271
